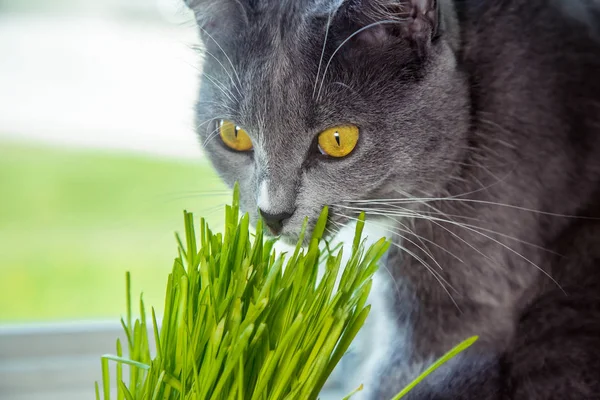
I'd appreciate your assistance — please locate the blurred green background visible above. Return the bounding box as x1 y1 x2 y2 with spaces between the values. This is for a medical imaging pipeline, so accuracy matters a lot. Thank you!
0 0 226 322
0 140 229 321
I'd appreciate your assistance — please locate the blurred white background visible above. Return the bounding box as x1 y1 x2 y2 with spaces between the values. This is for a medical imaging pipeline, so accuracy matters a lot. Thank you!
0 0 203 158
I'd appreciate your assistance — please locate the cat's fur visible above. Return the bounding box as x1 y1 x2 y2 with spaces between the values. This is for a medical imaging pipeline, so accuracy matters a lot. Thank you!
184 0 600 398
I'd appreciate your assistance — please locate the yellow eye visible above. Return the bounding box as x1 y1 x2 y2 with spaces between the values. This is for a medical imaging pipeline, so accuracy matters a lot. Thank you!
219 120 253 151
317 125 359 158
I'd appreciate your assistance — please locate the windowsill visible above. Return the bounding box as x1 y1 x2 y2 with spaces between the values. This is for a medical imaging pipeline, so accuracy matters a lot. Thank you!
0 322 344 399
0 321 124 400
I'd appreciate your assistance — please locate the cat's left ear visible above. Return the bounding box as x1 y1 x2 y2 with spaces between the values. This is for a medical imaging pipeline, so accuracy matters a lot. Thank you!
333 0 440 56
184 0 248 39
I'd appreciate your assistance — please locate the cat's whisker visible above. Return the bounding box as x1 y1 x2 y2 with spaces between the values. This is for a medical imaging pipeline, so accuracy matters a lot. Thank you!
316 19 404 102
395 188 461 225
384 202 488 225
332 212 461 310
445 174 471 185
196 36 243 97
197 49 241 97
376 260 405 301
200 29 243 94
156 189 230 198
376 209 502 271
388 226 445 271
395 189 522 248
351 209 545 303
330 216 406 302
202 73 237 104
392 241 462 312
202 127 220 148
335 203 503 266
192 203 226 219
313 13 333 99
202 126 222 149
345 180 489 204
157 193 230 204
475 115 519 149
334 204 485 264
196 101 237 114
329 82 360 96
476 120 518 148
384 235 463 311
338 203 561 256
451 161 517 187
333 210 446 271
181 59 239 103
195 117 217 132
329 216 410 300
344 196 597 219
447 159 518 182
392 217 465 264
325 226 340 241
336 205 565 293
341 171 516 205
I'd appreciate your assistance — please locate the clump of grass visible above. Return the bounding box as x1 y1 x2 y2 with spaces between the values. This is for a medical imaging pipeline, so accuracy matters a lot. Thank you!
97 183 477 399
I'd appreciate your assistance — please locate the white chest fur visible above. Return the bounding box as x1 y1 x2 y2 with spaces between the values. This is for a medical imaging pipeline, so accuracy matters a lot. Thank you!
326 220 406 398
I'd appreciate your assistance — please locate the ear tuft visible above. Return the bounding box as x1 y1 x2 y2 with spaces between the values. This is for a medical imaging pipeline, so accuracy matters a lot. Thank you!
401 0 440 46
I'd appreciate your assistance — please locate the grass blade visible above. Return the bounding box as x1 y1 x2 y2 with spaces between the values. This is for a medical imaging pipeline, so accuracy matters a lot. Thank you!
390 336 479 400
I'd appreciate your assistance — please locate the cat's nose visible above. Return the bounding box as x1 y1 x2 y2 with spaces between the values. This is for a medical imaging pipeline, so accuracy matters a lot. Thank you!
259 208 294 235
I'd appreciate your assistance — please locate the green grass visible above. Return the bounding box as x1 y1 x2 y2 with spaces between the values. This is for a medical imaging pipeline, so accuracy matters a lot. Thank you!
97 188 478 399
99 190 390 399
0 140 229 322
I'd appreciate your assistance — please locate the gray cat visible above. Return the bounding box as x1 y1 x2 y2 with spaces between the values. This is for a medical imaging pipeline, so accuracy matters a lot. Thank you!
183 0 600 398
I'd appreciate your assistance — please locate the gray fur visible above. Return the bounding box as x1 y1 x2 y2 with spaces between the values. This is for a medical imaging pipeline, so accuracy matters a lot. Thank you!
185 0 600 398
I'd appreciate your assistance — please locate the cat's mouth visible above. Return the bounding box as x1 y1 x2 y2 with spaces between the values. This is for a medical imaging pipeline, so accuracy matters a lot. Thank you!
262 216 341 246
257 205 361 246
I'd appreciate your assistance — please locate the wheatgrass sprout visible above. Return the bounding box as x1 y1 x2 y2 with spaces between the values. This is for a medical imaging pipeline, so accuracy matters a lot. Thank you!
97 184 478 399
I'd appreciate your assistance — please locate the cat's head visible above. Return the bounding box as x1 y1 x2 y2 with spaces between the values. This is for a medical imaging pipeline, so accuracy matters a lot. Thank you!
186 0 470 242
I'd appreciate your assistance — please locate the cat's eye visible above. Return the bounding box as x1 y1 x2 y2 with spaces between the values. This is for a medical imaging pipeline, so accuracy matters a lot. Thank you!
219 120 253 152
317 125 359 158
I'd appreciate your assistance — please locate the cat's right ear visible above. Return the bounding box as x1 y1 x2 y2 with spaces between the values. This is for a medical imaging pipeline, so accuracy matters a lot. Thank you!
330 0 441 58
184 0 248 39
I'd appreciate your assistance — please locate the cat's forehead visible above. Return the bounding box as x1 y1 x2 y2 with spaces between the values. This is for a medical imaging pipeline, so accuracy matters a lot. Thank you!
201 0 330 64
202 28 324 126
197 0 419 132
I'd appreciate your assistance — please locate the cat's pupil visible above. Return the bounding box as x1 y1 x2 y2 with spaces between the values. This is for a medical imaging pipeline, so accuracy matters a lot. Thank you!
334 132 341 146
235 126 240 138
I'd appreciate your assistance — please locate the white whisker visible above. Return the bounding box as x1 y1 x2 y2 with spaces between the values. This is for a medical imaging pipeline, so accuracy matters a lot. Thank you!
392 217 465 264
202 73 236 104
335 211 445 271
339 203 561 255
196 101 236 114
316 20 402 102
202 126 222 149
197 31 243 96
313 13 332 99
345 196 596 219
390 241 462 312
335 206 565 293
336 204 495 267
195 118 216 131
332 212 462 311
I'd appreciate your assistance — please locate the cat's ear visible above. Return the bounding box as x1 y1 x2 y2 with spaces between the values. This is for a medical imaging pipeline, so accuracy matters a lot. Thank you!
184 0 248 38
333 0 440 56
